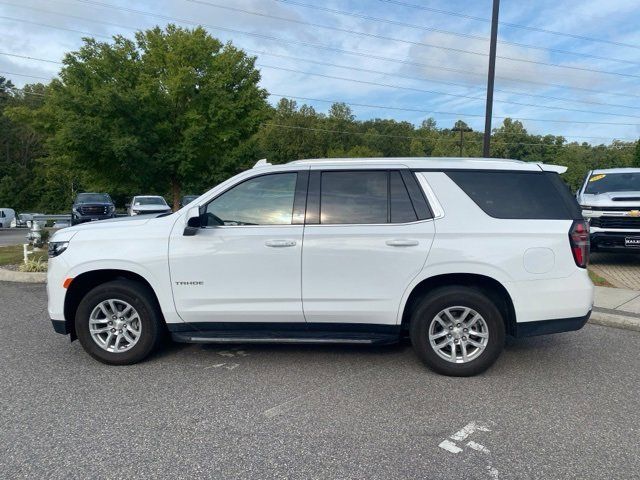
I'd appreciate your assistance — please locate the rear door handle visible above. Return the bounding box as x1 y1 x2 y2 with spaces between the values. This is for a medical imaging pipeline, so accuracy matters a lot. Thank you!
386 239 419 247
265 239 297 248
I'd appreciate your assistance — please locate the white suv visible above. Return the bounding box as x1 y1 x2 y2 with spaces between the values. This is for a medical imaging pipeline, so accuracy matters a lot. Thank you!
47 158 593 376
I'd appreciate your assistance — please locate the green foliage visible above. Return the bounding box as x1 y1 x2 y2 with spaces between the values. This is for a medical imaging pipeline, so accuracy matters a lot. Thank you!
13 25 269 209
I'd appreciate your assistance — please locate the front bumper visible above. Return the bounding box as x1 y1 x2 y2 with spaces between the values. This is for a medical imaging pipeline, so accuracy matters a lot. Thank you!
591 231 640 251
73 214 115 224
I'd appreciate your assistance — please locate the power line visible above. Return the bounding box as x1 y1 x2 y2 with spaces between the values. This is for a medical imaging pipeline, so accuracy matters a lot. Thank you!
268 93 640 126
273 0 640 67
0 15 111 39
4 83 635 143
0 70 52 80
5 50 637 119
247 50 639 111
8 84 631 141
378 0 640 51
5 0 640 100
0 51 61 64
187 0 640 79
258 64 640 119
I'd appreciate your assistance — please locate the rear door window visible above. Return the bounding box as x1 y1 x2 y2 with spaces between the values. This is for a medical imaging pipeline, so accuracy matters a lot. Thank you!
320 171 388 224
446 171 579 220
390 171 418 223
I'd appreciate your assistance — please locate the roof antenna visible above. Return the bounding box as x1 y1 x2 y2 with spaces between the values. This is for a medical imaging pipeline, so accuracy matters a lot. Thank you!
253 159 271 168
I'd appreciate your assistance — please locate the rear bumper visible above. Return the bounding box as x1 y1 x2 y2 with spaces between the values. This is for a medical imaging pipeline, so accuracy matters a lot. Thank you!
514 310 591 337
591 232 640 251
51 319 68 335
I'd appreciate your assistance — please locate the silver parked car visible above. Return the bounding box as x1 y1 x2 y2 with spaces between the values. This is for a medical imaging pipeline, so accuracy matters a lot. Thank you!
126 195 172 216
576 168 640 252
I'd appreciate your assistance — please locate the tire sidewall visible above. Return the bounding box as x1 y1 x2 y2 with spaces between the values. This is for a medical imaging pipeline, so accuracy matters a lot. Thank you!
410 287 505 376
75 281 161 365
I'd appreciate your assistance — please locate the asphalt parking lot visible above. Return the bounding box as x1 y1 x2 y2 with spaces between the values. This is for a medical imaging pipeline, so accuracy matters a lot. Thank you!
2 281 640 479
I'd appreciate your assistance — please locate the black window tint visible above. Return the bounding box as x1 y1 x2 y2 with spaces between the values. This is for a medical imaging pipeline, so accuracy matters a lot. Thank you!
321 171 388 224
204 173 297 226
390 171 418 223
447 171 573 220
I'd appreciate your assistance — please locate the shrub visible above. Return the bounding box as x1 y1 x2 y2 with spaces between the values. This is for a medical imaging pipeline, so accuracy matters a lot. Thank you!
19 258 47 273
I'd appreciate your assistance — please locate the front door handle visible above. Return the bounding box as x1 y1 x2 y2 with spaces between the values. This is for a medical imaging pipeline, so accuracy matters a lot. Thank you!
265 239 297 248
386 239 419 247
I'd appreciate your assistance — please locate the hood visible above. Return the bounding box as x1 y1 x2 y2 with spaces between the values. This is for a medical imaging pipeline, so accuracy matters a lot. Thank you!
131 204 171 212
74 202 113 207
64 215 153 234
579 191 640 208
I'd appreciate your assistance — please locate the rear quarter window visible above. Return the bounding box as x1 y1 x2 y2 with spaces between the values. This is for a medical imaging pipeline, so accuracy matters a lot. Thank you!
446 170 581 220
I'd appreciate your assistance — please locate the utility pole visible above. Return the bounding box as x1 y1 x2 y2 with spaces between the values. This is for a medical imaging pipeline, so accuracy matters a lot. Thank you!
483 0 500 158
452 123 473 157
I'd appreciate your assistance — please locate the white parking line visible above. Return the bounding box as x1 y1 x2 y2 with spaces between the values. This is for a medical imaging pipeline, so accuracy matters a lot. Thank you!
438 440 463 454
438 422 498 479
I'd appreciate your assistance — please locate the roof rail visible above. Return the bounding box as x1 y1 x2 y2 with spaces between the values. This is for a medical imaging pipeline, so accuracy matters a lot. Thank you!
253 159 271 168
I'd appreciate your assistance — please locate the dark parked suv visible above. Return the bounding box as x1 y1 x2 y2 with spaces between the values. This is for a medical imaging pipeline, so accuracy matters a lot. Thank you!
71 193 116 225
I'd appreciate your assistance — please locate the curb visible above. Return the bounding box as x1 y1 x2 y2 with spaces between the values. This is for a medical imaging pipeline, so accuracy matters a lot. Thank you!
590 307 640 333
0 267 46 284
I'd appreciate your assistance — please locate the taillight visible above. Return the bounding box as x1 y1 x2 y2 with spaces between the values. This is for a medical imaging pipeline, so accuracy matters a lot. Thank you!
569 220 589 268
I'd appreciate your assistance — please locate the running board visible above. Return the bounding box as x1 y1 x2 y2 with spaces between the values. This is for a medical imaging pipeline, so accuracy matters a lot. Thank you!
171 331 399 345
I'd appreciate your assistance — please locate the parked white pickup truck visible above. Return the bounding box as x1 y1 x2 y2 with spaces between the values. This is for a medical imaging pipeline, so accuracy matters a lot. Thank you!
576 168 640 252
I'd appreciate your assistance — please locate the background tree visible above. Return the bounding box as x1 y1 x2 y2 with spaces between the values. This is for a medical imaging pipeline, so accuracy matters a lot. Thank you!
21 25 269 209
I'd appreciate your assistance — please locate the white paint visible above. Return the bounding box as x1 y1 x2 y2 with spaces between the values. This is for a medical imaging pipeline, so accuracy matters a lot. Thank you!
204 363 227 369
467 441 490 454
487 466 499 479
438 440 463 454
439 421 499 479
217 351 237 357
450 422 490 442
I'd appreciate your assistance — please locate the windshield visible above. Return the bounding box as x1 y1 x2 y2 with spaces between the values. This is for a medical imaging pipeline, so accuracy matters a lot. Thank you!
77 193 111 203
584 173 640 194
134 197 167 206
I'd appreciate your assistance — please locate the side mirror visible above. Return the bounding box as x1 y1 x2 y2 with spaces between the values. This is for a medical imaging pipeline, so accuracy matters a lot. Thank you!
183 207 201 236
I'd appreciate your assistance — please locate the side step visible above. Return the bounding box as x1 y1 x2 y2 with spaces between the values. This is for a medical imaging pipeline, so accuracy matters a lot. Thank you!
171 331 399 345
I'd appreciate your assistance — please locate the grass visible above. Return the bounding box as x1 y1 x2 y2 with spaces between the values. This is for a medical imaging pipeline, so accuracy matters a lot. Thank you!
588 269 613 288
0 245 47 267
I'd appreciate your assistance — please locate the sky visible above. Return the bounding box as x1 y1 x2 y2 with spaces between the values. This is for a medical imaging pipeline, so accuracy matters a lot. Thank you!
1 0 639 144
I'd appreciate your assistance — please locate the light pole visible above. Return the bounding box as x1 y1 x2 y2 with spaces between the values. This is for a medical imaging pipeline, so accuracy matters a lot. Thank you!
483 0 500 157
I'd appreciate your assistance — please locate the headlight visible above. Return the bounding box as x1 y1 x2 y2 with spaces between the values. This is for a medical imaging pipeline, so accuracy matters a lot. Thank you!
48 241 69 258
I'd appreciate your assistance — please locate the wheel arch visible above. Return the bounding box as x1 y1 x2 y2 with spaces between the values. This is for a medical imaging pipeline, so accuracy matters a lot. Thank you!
400 273 517 336
63 269 164 341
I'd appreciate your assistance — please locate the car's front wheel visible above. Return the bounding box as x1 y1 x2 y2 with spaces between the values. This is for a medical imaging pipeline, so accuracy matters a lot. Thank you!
75 280 164 365
410 286 505 376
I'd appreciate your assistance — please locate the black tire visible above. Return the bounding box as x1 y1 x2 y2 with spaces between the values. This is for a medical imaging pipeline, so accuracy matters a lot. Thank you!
75 279 164 365
410 286 505 377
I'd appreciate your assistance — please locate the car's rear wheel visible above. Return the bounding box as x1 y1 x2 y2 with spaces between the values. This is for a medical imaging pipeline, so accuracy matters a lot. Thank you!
75 280 164 365
410 286 505 376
